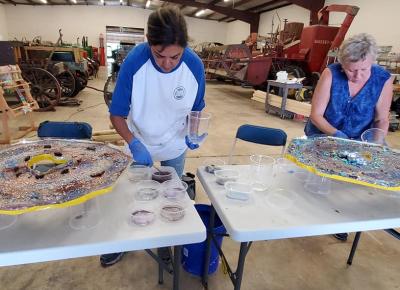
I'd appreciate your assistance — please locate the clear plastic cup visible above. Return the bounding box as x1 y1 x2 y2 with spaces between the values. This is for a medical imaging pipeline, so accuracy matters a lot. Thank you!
187 111 212 145
250 155 275 191
361 128 386 145
304 173 331 195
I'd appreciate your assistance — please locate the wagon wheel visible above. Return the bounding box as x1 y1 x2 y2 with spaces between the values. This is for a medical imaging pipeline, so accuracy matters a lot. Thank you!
222 44 252 80
56 70 76 98
104 74 116 108
22 67 61 111
70 71 89 97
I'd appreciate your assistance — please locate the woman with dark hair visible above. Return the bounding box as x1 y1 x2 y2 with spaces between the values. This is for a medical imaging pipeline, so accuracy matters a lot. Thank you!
102 6 206 267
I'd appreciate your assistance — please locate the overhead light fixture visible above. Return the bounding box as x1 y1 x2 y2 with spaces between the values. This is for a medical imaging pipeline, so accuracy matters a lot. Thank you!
40 0 47 3
145 0 150 8
71 0 77 3
120 0 123 4
224 0 230 2
100 0 104 4
195 9 205 17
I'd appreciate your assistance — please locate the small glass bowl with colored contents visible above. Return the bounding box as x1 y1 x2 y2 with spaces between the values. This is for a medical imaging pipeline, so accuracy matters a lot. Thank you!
135 180 161 201
160 202 186 222
128 205 156 226
162 180 188 201
152 169 173 183
214 169 239 185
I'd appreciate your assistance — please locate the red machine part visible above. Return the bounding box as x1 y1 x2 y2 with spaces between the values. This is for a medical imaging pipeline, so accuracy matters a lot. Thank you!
202 4 359 87
318 5 360 72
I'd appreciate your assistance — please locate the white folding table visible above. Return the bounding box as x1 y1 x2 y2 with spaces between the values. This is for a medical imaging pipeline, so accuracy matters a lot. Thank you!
0 168 206 290
197 165 400 290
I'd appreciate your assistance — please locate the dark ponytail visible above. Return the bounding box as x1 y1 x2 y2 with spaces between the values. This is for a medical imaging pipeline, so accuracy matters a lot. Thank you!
147 6 188 48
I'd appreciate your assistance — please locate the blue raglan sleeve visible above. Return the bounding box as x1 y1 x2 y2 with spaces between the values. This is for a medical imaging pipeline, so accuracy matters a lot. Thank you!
184 48 205 111
109 44 149 117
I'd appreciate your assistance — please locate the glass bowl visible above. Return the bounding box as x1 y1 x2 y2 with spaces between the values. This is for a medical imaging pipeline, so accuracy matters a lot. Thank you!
162 180 188 201
135 180 161 201
160 202 186 222
152 170 173 183
224 181 251 201
128 206 156 226
214 169 239 185
128 164 151 182
265 188 297 210
361 128 386 145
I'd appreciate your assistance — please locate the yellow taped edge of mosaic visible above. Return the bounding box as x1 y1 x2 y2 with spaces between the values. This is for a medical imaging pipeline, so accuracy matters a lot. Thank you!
0 185 113 215
285 153 400 192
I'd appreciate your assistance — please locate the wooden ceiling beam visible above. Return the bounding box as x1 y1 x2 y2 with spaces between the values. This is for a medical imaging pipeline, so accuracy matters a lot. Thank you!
3 0 17 5
218 15 230 21
231 0 254 8
257 2 291 14
205 11 216 18
164 0 259 32
246 0 285 12
189 0 220 17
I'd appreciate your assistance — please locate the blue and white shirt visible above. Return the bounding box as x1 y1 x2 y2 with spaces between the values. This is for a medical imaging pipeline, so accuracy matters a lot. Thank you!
110 43 205 161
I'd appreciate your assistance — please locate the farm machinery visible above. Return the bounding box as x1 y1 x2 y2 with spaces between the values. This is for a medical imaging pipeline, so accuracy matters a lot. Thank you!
200 4 359 90
0 30 99 111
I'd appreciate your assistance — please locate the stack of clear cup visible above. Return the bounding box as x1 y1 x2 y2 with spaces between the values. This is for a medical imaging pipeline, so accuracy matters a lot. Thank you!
249 155 275 192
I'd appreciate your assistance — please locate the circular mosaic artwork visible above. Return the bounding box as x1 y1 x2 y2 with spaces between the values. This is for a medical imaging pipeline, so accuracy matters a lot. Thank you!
0 139 130 214
286 137 400 191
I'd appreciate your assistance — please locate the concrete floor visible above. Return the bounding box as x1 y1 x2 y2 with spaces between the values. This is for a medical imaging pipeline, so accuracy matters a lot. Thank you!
1 68 399 290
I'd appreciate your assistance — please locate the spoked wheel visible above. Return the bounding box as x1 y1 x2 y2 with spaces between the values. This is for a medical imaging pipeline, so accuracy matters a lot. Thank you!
104 74 116 108
56 70 76 98
22 67 61 111
70 71 88 97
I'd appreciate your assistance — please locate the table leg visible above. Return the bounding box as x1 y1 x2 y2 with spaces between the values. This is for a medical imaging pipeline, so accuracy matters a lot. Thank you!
233 242 250 290
202 205 216 289
173 245 182 290
265 83 270 113
280 87 288 119
347 232 362 265
157 248 164 284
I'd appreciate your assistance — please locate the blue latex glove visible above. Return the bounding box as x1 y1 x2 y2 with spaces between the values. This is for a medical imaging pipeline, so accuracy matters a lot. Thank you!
185 133 208 150
333 130 349 139
128 138 153 166
185 135 199 150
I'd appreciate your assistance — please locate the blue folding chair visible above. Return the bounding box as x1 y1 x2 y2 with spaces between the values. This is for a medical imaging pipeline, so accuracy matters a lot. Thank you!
228 124 287 164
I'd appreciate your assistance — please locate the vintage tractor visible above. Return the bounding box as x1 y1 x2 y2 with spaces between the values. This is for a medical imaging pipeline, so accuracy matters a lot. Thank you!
202 4 359 90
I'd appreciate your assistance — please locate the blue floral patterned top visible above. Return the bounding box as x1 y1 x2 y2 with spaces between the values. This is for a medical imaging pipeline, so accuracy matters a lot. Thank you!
305 63 390 139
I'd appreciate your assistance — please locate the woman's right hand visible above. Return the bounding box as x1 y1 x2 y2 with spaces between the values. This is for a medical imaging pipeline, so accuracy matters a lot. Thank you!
128 139 153 166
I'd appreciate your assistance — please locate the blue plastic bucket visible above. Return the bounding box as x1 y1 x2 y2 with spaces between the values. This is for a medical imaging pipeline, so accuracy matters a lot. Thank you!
181 204 226 276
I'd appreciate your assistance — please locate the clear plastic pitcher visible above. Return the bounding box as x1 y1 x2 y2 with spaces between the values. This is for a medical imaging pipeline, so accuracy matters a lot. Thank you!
187 111 212 145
